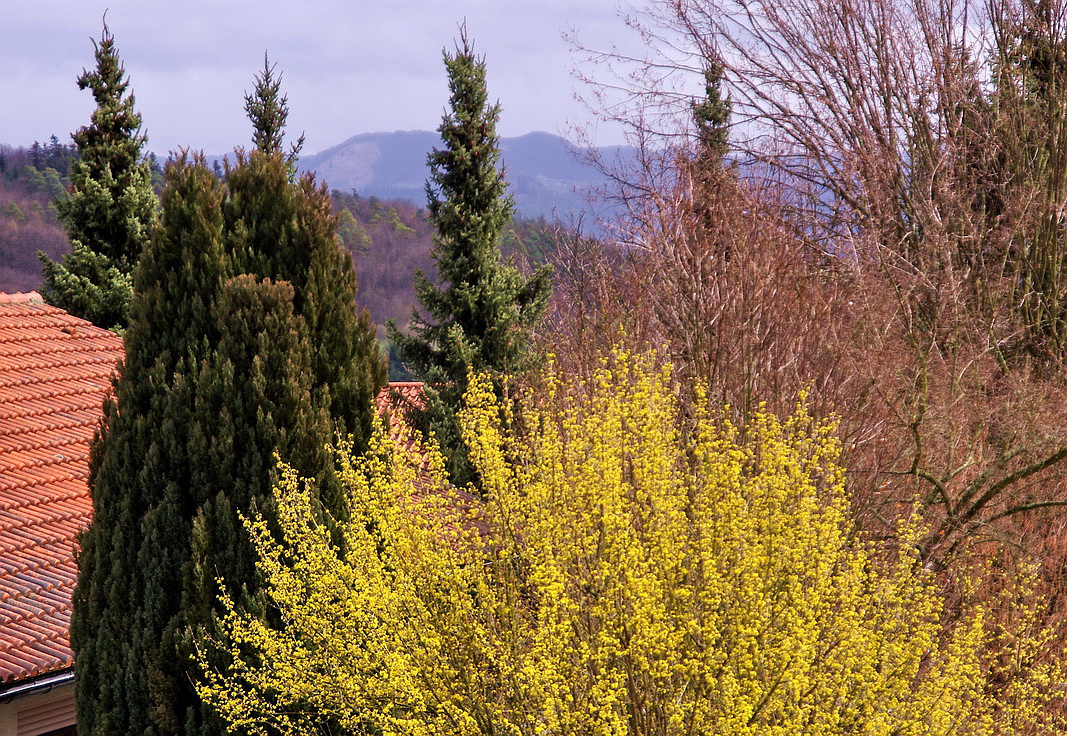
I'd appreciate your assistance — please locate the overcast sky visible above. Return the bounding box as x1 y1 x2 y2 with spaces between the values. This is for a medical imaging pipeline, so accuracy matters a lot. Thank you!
1 1 636 158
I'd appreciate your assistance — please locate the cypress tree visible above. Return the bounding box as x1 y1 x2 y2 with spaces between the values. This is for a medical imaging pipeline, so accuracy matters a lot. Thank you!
39 23 157 331
72 155 228 735
182 274 330 734
72 155 342 735
222 153 384 525
389 31 551 488
72 60 385 734
226 78 384 458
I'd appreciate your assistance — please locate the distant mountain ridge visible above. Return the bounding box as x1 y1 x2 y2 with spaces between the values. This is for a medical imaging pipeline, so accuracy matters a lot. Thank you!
298 130 630 220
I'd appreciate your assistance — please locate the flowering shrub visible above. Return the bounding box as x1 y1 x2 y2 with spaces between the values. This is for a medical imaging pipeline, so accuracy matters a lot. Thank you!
196 348 1061 735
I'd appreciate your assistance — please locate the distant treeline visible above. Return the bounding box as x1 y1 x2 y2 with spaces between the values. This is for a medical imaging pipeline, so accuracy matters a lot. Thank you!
0 140 74 292
0 140 566 350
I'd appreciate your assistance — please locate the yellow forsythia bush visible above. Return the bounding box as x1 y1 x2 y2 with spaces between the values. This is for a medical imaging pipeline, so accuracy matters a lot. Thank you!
195 348 1062 735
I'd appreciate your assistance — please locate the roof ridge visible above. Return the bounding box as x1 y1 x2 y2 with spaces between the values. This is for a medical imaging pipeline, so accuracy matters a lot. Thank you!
0 293 44 305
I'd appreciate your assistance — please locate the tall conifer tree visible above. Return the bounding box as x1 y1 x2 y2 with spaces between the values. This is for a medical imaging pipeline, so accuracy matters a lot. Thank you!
181 273 332 734
390 30 551 487
225 98 384 470
688 55 736 257
233 56 382 456
244 54 304 162
39 23 157 331
692 57 732 165
72 59 385 734
71 156 229 735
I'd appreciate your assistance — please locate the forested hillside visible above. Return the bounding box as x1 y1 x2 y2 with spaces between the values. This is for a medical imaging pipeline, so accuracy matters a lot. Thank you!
0 141 563 338
334 188 558 330
0 141 75 291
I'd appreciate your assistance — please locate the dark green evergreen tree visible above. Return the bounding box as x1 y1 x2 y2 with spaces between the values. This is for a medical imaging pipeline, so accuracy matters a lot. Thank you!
225 161 383 436
692 56 732 164
181 273 331 734
691 56 734 165
389 31 552 488
233 59 383 458
222 150 384 522
71 156 229 736
39 23 156 331
72 60 385 734
71 155 345 736
688 55 736 259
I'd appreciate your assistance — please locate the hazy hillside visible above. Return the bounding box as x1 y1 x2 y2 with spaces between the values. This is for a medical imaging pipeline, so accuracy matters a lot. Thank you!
299 130 629 220
0 138 563 361
332 189 559 330
0 143 75 293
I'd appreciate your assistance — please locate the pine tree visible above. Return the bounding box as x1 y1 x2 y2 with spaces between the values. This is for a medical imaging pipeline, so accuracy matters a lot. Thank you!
389 31 551 487
39 23 156 331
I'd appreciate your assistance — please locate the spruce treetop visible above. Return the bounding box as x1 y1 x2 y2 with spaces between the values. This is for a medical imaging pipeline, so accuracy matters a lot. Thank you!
244 53 304 161
692 56 732 163
390 29 551 487
72 22 146 181
40 21 157 330
415 28 551 375
426 32 514 293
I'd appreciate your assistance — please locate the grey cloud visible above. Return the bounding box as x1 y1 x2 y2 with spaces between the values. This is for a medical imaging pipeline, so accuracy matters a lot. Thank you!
2 1 631 155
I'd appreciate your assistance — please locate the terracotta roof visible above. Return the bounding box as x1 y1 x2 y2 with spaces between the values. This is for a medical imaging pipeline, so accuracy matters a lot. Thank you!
375 382 486 538
0 293 122 685
0 305 457 687
376 382 429 469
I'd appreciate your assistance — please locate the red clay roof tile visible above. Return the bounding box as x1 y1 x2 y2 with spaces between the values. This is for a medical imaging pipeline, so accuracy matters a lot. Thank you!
0 292 439 685
0 293 121 684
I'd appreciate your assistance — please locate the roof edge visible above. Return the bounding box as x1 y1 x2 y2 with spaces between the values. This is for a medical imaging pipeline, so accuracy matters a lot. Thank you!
0 667 74 703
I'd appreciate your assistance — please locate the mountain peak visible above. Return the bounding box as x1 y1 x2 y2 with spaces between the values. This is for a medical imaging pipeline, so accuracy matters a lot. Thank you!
299 130 627 219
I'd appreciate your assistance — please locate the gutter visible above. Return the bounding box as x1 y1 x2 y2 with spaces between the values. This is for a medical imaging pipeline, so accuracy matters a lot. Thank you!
0 668 75 703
